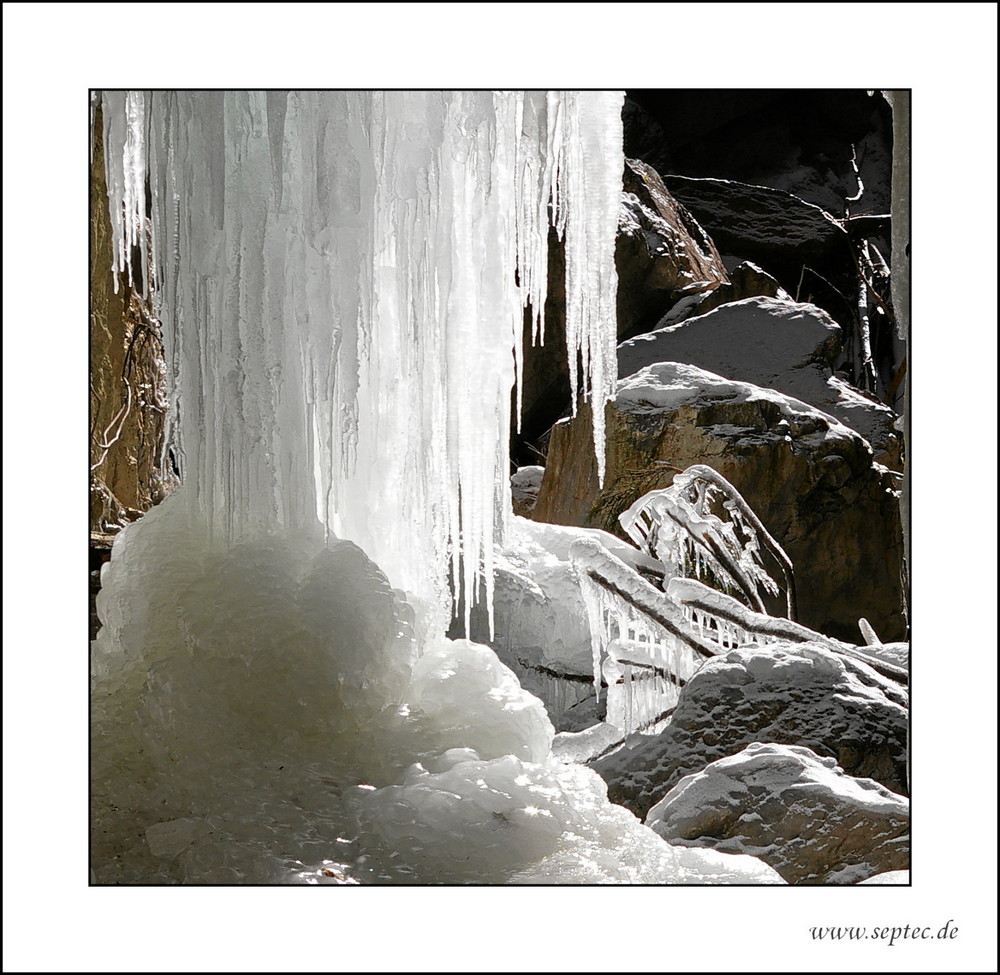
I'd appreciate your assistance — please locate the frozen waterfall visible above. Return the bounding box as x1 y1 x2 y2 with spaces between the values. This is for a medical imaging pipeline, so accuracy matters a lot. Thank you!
92 90 783 885
101 90 622 631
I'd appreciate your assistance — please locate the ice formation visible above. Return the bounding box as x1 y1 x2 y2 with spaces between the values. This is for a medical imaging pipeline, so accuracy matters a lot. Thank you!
571 536 720 732
93 90 782 884
92 493 780 884
619 464 795 619
100 90 623 631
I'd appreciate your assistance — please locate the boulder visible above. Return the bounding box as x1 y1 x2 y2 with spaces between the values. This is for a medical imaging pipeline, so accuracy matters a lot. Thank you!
659 174 859 331
617 158 729 337
617 296 901 464
644 742 910 885
532 362 906 641
590 641 909 820
662 174 848 270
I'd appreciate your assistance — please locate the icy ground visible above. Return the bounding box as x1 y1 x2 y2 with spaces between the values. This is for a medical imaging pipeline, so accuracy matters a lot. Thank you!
91 491 782 885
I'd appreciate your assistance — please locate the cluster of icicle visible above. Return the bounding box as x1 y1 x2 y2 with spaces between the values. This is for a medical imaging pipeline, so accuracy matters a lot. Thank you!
100 90 622 631
576 559 700 734
681 604 756 651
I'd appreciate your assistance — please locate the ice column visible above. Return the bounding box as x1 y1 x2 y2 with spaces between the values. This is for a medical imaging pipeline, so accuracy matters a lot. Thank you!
102 90 623 628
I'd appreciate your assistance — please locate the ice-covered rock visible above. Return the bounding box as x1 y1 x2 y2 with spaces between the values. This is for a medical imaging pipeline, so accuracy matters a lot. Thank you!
460 517 664 730
590 641 908 820
532 362 906 642
617 296 900 463
644 743 910 885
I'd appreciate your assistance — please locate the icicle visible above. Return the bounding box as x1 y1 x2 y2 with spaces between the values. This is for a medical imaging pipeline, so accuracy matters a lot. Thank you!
102 91 148 292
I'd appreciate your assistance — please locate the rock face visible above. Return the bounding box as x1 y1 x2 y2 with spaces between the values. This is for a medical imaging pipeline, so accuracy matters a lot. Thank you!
617 296 901 464
644 742 910 885
624 90 893 217
532 362 906 641
590 641 909 820
90 102 172 534
617 158 729 337
659 174 859 332
662 175 848 269
511 466 544 517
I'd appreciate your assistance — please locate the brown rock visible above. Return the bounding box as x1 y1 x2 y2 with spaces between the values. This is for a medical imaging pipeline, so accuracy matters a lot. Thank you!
90 101 173 535
532 362 905 642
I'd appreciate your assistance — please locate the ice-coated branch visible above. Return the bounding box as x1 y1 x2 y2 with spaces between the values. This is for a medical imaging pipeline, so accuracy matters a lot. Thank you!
570 536 721 664
668 577 907 685
620 464 797 620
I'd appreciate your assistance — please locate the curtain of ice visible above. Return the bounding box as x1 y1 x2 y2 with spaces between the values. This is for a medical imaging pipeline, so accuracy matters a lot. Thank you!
101 89 623 630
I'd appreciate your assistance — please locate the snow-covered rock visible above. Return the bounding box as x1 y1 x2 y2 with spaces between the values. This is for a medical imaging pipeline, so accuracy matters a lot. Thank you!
590 641 908 820
857 870 910 885
644 743 910 885
617 296 900 463
533 362 906 642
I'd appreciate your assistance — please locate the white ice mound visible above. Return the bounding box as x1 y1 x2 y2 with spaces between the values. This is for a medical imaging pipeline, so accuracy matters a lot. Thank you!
409 638 554 763
92 491 781 884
